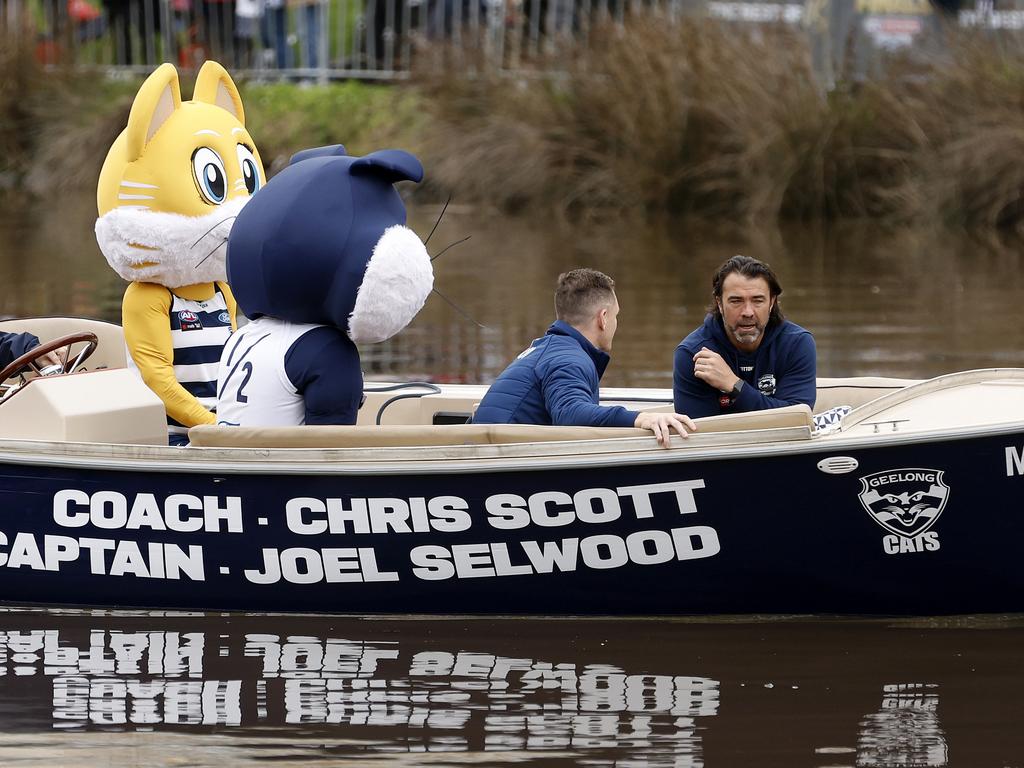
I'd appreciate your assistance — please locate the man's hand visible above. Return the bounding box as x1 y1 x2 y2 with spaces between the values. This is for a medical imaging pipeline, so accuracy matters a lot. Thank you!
634 411 697 448
29 350 63 375
692 347 738 393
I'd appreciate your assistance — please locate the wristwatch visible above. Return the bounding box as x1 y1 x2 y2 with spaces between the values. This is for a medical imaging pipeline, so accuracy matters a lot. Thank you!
718 380 743 408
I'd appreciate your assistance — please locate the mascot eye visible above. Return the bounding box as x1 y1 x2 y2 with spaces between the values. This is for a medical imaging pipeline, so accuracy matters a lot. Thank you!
192 147 227 204
237 145 261 195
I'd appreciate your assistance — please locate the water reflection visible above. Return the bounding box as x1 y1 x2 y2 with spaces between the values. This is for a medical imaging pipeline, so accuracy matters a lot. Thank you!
2 197 1022 385
857 684 947 768
1 610 1022 766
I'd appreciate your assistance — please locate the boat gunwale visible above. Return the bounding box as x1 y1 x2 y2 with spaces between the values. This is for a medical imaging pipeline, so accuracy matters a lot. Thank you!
0 420 1022 475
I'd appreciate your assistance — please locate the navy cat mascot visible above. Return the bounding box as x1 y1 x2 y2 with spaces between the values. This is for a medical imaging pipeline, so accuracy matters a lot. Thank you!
216 145 433 426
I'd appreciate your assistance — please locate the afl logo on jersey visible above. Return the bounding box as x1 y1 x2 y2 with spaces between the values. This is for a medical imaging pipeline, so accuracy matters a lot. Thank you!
178 310 203 332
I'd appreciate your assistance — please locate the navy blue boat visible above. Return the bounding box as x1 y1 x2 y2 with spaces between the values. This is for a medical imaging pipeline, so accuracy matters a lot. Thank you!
1 318 1023 615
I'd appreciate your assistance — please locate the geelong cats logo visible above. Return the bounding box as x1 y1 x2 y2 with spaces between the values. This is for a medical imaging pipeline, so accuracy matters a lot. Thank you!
858 468 949 555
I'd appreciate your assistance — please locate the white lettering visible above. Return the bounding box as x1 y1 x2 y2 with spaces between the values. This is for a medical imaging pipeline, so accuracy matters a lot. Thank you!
452 544 496 578
410 545 456 581
1007 445 1024 477
489 543 534 576
573 488 621 525
528 492 575 528
8 532 46 569
245 549 280 584
52 491 243 533
327 497 370 534
485 494 530 530
625 529 676 565
124 494 166 530
670 526 721 561
53 489 90 527
109 540 150 577
368 498 411 533
617 481 705 518
521 538 579 573
203 496 243 533
44 535 80 571
164 494 204 533
427 496 472 532
245 547 397 584
321 547 361 582
286 498 327 535
579 534 629 569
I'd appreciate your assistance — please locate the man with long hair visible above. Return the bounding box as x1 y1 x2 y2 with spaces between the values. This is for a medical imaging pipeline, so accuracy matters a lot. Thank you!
673 255 816 419
475 268 695 447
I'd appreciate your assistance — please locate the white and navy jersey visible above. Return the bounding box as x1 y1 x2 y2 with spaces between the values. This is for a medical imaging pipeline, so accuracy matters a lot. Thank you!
216 316 364 427
127 288 232 438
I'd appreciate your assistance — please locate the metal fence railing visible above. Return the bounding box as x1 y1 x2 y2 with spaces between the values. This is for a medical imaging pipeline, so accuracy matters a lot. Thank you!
0 0 1016 82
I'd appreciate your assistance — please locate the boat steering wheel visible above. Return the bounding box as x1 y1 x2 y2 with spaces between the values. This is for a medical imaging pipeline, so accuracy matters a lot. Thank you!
0 332 99 401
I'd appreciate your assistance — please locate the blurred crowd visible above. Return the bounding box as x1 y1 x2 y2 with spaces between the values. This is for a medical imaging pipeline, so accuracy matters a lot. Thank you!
2 0 584 73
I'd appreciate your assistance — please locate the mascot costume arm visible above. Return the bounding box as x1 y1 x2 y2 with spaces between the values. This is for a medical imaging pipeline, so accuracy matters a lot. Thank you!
122 281 238 427
95 62 264 437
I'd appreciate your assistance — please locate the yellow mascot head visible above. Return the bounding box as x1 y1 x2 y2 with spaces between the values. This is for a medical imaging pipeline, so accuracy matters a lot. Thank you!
95 61 265 289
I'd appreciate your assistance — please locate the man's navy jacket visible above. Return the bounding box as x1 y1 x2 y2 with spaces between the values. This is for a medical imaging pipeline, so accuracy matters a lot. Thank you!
473 320 638 427
673 314 816 418
0 332 41 371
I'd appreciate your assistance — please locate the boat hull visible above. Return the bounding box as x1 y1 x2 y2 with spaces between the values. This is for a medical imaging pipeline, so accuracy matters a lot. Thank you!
2 426 1022 615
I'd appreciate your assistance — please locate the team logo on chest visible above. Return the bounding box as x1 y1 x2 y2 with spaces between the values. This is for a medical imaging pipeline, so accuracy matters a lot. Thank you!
858 468 949 555
757 373 776 395
177 310 203 332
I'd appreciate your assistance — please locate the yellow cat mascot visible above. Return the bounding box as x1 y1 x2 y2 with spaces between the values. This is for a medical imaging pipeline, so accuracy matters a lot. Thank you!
95 61 265 445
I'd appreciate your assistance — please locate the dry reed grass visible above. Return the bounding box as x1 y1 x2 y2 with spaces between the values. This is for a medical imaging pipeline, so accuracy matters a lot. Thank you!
417 17 833 219
0 29 45 187
417 19 1024 230
7 19 1024 230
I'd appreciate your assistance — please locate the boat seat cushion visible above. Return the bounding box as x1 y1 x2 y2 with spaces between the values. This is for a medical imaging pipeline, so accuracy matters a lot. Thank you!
188 404 813 447
814 376 921 412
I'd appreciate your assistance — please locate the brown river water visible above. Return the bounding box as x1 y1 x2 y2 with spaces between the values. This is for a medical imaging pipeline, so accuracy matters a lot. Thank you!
1 197 1023 765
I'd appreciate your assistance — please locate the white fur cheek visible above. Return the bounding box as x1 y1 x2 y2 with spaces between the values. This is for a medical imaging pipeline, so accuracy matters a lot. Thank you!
95 212 157 283
348 225 434 344
94 199 248 287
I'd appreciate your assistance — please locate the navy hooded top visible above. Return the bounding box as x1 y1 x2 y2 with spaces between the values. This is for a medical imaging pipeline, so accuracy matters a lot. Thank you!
0 332 41 371
473 321 638 428
673 314 816 418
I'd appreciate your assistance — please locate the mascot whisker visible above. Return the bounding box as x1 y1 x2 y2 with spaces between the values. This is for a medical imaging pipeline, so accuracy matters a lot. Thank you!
216 144 433 427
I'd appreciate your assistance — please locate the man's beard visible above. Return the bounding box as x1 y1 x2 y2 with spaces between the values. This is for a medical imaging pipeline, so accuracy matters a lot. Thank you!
729 322 763 346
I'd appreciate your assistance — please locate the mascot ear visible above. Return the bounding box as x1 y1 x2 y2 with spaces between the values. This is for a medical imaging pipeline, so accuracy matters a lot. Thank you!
351 150 424 184
289 144 348 165
192 60 245 124
125 63 182 163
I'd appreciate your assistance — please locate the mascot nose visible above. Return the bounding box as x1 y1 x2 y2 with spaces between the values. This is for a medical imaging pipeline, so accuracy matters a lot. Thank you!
347 225 434 344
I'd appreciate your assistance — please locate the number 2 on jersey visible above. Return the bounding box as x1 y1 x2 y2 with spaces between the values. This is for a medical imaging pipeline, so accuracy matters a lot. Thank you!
236 361 254 403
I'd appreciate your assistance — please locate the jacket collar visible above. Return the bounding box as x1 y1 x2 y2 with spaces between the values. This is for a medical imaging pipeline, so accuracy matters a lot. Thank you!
547 320 611 378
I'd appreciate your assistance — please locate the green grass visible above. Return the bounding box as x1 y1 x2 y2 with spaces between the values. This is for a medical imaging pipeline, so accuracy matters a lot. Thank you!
10 19 1024 231
240 79 425 171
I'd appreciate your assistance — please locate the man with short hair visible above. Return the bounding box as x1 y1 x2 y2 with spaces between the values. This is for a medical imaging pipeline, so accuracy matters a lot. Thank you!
474 268 695 447
673 255 816 419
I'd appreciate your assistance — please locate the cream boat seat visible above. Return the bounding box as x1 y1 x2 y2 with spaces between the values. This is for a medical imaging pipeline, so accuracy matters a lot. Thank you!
188 404 814 448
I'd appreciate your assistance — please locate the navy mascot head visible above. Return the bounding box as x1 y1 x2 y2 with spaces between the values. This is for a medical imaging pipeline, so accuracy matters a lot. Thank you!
227 144 433 342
